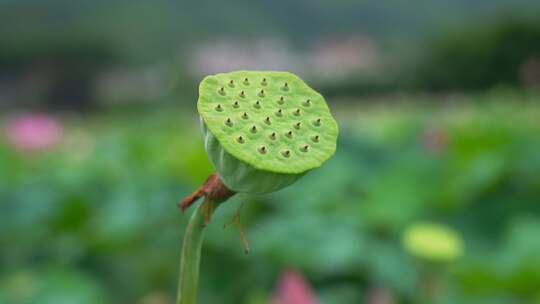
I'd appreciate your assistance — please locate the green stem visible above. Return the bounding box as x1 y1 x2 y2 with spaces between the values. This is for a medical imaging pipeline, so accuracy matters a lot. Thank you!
176 198 214 304
176 172 234 304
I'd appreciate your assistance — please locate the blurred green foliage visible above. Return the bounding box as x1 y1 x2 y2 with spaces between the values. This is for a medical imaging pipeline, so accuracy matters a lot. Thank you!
1 91 540 303
322 18 540 98
414 19 540 90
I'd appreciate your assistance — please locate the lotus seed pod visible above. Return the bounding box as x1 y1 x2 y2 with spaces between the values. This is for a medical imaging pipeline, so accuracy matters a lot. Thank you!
198 71 338 193
402 222 464 263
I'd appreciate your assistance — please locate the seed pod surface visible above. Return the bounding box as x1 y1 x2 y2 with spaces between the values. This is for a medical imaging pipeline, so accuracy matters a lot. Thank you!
198 70 338 193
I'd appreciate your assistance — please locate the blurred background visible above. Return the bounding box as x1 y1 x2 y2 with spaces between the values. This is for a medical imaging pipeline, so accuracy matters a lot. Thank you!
1 1 540 303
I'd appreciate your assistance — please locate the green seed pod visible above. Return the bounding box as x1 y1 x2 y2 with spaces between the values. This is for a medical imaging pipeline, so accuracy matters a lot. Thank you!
402 222 464 263
198 71 338 193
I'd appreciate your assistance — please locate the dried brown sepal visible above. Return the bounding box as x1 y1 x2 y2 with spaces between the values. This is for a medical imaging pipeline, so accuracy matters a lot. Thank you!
179 173 235 212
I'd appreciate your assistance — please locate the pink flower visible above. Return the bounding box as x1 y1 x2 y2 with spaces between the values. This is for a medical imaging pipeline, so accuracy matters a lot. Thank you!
366 286 395 304
272 269 318 304
5 114 63 152
421 127 448 154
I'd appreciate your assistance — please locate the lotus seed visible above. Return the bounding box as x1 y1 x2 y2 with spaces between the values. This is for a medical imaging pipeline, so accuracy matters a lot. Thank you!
198 70 338 185
184 70 342 304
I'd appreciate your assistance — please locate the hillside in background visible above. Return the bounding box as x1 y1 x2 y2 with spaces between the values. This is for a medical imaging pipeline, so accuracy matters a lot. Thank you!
2 0 540 60
1 0 540 109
